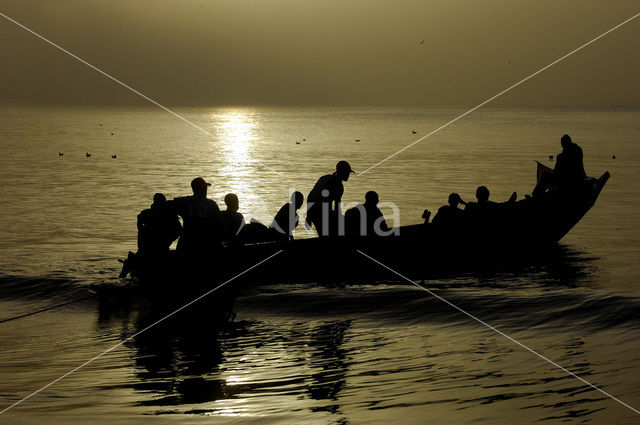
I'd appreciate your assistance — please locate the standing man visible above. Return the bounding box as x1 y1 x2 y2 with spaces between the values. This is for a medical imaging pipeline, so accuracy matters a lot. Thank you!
173 177 227 256
306 160 354 236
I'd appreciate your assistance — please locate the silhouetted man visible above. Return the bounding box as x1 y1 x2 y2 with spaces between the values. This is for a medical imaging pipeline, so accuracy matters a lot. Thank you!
344 190 389 236
173 177 226 256
271 191 304 240
137 193 182 257
465 186 516 211
221 193 245 240
431 193 466 227
533 134 587 196
464 186 517 235
306 160 354 236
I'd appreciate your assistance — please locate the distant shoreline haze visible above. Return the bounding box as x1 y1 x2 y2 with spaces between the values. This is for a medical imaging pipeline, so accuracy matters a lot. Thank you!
1 0 638 107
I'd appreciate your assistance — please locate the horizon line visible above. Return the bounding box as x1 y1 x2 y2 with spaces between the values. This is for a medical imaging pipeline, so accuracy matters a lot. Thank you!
1 101 639 110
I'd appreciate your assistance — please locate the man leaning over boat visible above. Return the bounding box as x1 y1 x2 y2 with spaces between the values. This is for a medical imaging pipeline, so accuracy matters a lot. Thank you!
306 161 354 237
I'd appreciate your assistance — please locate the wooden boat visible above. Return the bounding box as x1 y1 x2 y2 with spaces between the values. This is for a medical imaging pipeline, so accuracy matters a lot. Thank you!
117 171 610 286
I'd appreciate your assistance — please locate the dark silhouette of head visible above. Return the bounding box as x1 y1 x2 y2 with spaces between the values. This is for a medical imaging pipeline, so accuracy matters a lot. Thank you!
191 177 211 197
364 191 379 206
152 193 166 208
561 134 572 150
291 191 304 209
335 160 355 182
448 193 463 207
224 193 239 212
476 186 490 203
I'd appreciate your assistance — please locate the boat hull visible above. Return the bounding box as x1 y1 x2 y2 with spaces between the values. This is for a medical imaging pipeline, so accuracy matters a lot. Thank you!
122 172 610 284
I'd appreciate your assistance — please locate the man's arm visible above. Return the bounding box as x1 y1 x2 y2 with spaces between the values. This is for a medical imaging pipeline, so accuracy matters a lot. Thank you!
333 198 342 215
214 204 228 241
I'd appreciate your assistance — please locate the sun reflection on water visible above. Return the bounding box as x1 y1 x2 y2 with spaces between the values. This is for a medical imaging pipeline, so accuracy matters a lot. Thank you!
215 111 258 165
209 399 250 417
225 374 250 386
209 109 279 221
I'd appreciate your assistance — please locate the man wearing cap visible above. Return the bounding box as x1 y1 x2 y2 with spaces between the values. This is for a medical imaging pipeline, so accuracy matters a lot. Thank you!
306 160 354 236
172 177 227 256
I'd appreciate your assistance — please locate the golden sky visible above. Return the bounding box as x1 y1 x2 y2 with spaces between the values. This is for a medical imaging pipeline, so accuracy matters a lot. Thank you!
1 0 639 106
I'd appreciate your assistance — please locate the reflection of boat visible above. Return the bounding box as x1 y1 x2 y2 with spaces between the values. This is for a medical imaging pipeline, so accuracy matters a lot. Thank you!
119 171 610 284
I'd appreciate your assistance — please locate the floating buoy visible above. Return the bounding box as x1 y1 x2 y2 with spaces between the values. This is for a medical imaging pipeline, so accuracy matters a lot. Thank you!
612 154 616 159
110 132 114 136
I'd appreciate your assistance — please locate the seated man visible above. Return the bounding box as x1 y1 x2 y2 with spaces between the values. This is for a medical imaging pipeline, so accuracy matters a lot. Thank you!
431 193 466 227
344 191 389 236
137 193 182 257
221 193 245 240
464 186 517 235
533 134 587 196
270 191 304 240
465 186 516 211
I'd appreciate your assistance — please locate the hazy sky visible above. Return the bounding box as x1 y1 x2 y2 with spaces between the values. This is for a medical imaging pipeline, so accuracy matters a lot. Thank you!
1 0 639 106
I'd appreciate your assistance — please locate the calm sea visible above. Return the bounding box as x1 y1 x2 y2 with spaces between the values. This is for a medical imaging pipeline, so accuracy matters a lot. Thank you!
0 106 639 424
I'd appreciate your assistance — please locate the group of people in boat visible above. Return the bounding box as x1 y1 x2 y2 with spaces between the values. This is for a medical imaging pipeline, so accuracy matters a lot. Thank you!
305 160 391 237
136 177 306 259
135 159 384 258
134 134 587 259
424 134 587 227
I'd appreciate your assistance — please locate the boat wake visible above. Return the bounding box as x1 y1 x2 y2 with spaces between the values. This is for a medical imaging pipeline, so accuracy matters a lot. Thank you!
0 242 637 334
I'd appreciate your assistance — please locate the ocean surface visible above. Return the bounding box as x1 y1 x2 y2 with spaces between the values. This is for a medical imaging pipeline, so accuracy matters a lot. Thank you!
0 105 639 424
